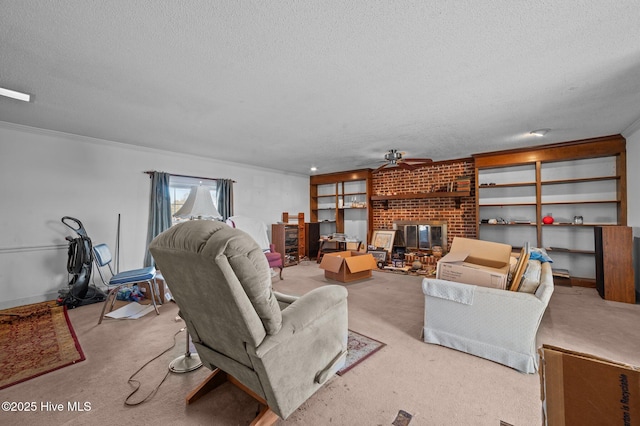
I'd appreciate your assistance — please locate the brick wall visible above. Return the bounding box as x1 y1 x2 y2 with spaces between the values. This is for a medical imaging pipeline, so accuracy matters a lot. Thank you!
371 159 476 250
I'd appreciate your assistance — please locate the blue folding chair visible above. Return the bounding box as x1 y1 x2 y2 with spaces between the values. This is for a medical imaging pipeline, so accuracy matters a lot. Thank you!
93 243 160 324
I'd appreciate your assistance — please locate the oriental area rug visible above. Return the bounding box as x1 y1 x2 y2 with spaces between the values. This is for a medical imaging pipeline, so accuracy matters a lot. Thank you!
0 301 85 390
337 330 386 376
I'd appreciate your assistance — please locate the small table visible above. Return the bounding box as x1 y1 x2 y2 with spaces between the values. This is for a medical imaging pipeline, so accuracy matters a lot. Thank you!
316 239 362 263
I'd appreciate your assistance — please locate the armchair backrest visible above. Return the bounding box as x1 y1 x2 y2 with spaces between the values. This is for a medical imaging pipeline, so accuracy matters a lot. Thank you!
149 221 282 366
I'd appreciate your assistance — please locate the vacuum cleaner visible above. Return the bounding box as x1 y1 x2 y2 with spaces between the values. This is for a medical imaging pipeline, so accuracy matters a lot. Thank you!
57 216 106 308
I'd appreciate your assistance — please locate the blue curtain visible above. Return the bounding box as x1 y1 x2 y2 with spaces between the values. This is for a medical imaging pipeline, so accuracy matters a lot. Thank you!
216 179 234 221
144 172 171 266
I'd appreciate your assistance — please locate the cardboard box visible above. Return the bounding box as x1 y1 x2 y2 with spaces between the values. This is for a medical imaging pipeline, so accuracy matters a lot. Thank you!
539 345 640 425
436 237 512 289
138 277 166 304
319 251 378 283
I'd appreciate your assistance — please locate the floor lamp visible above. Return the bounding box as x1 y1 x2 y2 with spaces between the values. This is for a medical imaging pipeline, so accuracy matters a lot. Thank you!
169 184 222 373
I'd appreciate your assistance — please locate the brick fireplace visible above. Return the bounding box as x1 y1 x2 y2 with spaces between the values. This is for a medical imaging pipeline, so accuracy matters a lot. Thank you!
371 159 476 251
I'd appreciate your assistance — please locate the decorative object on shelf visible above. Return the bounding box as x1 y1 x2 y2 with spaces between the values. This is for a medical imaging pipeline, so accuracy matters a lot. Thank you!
573 215 583 225
431 246 443 259
456 176 472 192
486 217 507 225
542 214 554 225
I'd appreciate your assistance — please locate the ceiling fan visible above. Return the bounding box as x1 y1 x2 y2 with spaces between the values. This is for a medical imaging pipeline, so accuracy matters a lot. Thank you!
372 149 433 172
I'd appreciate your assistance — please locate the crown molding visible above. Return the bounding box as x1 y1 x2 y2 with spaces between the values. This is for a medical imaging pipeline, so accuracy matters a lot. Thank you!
622 114 640 138
0 120 308 178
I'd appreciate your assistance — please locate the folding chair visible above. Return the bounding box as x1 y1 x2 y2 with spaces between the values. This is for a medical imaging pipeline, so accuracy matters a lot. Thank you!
92 243 160 324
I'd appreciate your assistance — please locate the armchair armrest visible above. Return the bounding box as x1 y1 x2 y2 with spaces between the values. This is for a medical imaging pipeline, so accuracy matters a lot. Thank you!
249 285 348 418
256 285 348 356
273 291 299 310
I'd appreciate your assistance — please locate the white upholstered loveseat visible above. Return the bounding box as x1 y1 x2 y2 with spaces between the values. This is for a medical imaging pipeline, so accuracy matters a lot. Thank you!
421 261 554 373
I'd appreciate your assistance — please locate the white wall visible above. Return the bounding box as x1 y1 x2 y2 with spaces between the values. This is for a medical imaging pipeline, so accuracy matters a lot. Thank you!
623 123 640 294
626 126 640 228
0 122 309 308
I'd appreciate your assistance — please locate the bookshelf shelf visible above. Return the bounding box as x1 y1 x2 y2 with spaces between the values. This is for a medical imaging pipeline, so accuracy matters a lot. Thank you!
473 135 628 286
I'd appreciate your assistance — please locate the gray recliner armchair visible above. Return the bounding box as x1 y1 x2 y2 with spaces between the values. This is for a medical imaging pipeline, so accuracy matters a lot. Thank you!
149 220 348 423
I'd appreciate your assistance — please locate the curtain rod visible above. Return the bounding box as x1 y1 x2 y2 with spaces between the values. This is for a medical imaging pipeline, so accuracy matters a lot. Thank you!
143 171 236 183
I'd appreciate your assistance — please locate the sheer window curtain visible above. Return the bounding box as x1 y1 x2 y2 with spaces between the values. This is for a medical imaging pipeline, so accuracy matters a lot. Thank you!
216 179 234 221
144 172 172 267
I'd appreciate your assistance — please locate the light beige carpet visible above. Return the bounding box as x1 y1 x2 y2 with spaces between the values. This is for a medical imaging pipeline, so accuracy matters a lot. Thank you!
0 260 639 425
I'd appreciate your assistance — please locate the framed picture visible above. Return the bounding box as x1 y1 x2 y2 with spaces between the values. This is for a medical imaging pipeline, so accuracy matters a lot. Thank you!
370 230 396 254
368 250 388 266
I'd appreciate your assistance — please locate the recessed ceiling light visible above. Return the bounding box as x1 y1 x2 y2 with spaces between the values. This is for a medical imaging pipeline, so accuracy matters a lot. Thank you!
0 87 31 102
310 167 318 172
530 129 549 137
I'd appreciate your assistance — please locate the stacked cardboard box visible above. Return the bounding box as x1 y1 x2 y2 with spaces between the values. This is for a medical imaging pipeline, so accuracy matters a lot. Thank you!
436 237 512 289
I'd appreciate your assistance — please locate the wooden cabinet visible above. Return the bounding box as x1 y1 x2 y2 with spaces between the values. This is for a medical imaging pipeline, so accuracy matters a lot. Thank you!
305 222 320 259
310 169 372 245
473 135 627 286
272 224 300 267
282 212 305 262
595 226 635 303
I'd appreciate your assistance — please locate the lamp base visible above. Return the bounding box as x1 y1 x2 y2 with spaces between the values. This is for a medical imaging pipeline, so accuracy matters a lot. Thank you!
169 353 203 373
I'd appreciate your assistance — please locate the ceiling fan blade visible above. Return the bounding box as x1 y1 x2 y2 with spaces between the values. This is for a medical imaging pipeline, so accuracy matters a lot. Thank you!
398 162 417 171
373 163 389 173
404 158 433 163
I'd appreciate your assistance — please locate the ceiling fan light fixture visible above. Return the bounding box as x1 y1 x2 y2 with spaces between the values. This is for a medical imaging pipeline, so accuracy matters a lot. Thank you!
0 86 31 102
530 129 550 137
385 149 403 164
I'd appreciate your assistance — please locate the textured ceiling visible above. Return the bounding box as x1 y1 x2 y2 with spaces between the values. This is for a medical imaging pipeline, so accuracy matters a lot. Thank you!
1 1 640 175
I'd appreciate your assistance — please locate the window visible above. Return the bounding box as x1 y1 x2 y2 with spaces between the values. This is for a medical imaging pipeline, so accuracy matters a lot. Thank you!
169 176 218 225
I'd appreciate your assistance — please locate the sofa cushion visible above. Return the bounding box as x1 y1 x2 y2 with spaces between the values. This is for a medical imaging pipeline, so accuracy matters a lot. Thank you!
519 259 542 294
